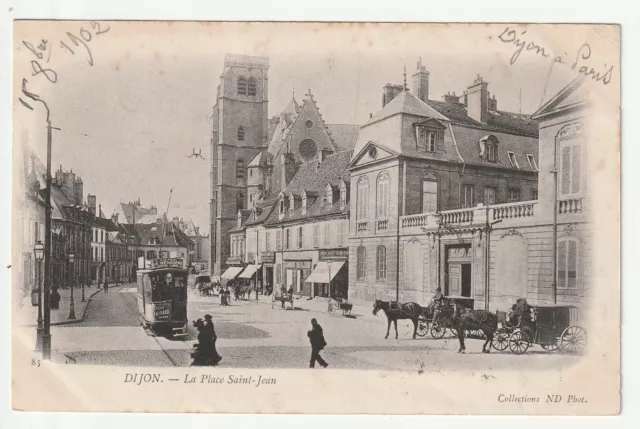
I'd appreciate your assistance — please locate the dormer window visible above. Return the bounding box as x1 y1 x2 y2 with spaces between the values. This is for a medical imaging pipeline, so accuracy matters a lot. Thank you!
480 135 499 162
507 151 520 169
279 199 285 214
325 185 333 205
289 194 295 213
339 181 347 209
526 154 538 171
417 128 437 152
302 193 307 215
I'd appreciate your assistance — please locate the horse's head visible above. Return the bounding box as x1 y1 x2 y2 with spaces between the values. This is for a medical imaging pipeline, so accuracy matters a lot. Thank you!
372 299 386 316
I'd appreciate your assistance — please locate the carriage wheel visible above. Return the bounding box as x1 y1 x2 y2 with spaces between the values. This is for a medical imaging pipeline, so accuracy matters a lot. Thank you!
559 326 587 354
541 343 559 352
430 321 446 339
491 329 509 351
416 319 429 337
508 331 530 355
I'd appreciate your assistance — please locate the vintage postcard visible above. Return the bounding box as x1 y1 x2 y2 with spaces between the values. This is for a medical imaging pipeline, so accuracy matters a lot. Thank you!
11 21 620 414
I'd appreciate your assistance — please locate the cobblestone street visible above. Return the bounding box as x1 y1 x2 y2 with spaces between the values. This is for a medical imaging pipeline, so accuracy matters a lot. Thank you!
15 285 582 371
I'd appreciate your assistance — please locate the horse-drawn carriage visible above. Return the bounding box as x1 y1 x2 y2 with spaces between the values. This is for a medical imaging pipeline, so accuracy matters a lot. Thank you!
327 296 353 316
491 299 587 354
414 296 477 339
271 291 294 309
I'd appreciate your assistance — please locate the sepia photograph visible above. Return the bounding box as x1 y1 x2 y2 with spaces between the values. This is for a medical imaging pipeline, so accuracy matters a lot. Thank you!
9 20 620 414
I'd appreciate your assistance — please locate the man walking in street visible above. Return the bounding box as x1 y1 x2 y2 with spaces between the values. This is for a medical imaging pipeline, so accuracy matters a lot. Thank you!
103 279 109 294
307 318 328 369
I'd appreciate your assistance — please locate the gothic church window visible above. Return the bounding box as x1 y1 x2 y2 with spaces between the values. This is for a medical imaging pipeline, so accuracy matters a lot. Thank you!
236 192 244 211
238 126 245 141
237 77 247 95
236 159 245 182
247 77 257 96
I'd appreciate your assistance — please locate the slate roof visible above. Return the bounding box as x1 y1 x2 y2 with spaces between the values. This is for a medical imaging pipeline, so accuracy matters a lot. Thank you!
229 209 253 232
244 204 277 227
326 124 360 152
264 150 352 226
133 222 194 247
119 202 157 224
425 99 539 138
94 216 118 231
364 90 449 126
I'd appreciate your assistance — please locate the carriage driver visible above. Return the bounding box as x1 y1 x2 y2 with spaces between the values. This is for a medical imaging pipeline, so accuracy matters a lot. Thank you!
428 287 444 310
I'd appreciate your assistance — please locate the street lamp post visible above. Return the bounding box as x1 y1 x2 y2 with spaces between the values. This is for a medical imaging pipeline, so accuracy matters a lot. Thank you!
68 253 76 320
34 241 44 351
81 273 86 302
20 79 57 360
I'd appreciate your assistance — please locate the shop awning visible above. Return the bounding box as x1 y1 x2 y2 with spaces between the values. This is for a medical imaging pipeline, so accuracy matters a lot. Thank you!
305 261 345 284
221 266 244 279
238 264 262 279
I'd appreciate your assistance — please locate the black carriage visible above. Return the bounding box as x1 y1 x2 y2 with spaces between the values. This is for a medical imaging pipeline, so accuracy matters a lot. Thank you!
427 296 475 339
492 301 587 354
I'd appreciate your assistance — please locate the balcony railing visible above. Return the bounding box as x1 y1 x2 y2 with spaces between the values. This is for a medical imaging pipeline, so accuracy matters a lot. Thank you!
401 213 429 228
441 207 475 224
356 221 369 232
491 201 536 220
376 219 389 230
559 198 583 214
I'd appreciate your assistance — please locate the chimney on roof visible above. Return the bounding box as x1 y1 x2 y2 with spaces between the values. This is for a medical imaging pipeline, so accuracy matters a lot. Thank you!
488 93 498 111
111 213 119 226
466 74 489 123
412 58 430 103
382 83 404 107
98 204 102 218
443 91 460 104
87 194 97 216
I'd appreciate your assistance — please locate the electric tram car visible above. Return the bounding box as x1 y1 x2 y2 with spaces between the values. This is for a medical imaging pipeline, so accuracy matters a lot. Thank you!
136 258 189 337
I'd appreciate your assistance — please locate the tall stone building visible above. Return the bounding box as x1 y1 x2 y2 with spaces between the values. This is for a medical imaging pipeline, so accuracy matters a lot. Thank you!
209 54 359 278
210 54 270 277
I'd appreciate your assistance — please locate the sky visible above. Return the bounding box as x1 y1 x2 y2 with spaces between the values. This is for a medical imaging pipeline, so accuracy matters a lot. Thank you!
13 22 610 231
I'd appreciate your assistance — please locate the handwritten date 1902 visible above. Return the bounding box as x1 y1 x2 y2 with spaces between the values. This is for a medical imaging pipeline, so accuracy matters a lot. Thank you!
23 21 110 84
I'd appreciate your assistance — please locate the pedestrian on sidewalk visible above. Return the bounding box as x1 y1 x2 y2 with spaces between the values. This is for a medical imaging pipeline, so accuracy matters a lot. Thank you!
307 318 328 368
203 314 222 365
49 287 60 310
103 280 109 294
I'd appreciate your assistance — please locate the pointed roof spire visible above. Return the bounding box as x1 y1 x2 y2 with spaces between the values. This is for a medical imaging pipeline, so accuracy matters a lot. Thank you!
403 66 408 90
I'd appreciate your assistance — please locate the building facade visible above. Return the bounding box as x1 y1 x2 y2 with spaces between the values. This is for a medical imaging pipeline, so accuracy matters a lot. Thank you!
348 65 539 306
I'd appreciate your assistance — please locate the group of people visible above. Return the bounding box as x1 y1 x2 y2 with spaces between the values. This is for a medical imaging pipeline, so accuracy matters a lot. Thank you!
279 285 294 309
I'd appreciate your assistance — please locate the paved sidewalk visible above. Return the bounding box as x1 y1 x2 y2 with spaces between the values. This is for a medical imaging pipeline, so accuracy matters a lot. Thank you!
14 283 130 327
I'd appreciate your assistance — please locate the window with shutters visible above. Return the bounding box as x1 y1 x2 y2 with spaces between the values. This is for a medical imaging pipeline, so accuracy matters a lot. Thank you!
285 229 291 249
422 180 438 213
560 140 583 197
313 225 319 248
484 187 497 205
376 172 389 219
557 238 579 289
276 230 282 250
357 246 366 280
337 222 345 246
357 176 369 220
324 223 330 246
376 245 387 280
266 231 271 251
298 226 303 249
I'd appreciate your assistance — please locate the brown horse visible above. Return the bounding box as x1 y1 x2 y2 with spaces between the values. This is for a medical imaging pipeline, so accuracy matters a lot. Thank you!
451 304 498 353
372 300 422 339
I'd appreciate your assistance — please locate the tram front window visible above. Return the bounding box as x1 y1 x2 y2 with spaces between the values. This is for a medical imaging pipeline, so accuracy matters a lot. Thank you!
150 273 174 302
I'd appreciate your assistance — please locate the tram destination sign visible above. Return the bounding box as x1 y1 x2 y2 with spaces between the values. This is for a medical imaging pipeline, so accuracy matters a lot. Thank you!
150 258 184 269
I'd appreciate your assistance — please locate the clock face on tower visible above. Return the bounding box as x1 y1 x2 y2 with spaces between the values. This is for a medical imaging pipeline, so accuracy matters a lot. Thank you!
299 139 318 162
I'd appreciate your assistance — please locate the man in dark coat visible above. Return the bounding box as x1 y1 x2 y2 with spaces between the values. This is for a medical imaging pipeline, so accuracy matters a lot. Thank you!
307 318 328 368
49 287 61 310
